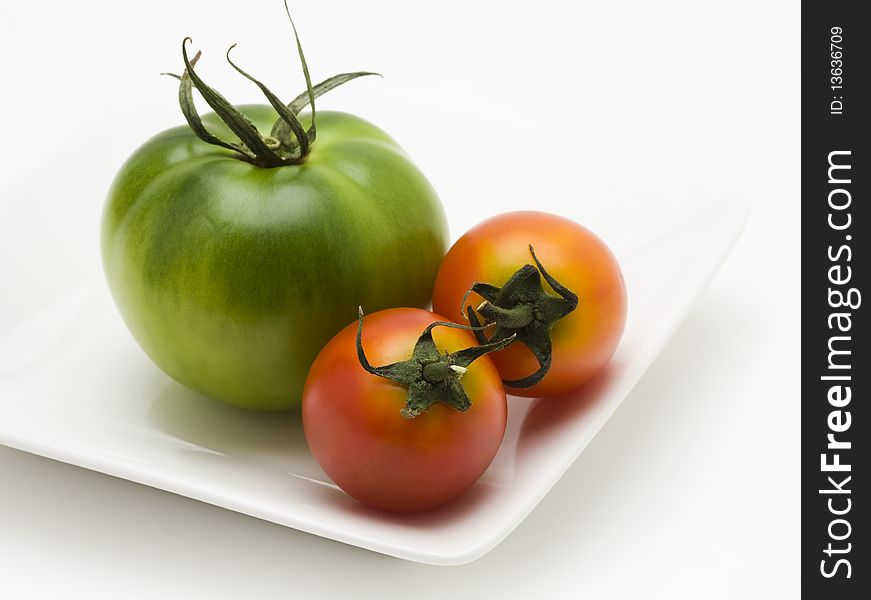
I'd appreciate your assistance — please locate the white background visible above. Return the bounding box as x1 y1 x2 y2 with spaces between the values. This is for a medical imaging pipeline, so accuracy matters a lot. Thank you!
0 1 799 598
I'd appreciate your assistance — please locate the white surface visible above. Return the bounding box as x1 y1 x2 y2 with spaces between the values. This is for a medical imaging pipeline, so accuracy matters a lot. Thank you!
0 0 798 597
0 79 748 563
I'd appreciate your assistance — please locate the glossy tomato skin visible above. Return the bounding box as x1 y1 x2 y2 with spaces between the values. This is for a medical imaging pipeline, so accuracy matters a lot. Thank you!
302 308 507 512
102 106 448 410
432 211 627 397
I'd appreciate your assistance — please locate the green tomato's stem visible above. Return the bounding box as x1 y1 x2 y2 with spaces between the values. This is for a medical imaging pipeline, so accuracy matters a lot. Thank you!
171 6 380 168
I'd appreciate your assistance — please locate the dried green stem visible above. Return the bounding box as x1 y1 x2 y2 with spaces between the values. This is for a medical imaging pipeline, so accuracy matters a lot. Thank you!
462 245 579 389
356 308 515 419
171 6 379 168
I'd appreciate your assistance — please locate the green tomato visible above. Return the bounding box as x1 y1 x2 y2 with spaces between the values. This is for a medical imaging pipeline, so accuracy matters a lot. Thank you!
102 105 448 410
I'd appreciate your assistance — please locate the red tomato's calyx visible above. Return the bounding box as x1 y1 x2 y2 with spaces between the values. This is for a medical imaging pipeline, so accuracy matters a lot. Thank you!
464 245 579 389
167 3 380 168
356 308 515 419
476 299 536 330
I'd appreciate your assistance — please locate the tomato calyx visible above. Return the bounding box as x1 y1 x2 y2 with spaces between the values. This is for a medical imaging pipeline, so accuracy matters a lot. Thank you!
463 245 579 389
355 308 516 419
166 1 380 168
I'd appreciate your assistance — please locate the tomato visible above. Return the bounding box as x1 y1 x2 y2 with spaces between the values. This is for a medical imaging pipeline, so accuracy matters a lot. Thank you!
102 105 446 410
432 211 627 397
101 22 449 410
102 58 448 411
302 308 509 512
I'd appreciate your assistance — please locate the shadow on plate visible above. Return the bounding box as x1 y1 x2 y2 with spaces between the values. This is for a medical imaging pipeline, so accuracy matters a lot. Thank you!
517 364 618 456
146 381 316 475
336 476 507 530
144 363 614 526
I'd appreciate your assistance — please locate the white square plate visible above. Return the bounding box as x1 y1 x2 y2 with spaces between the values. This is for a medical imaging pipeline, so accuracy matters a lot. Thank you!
0 73 748 565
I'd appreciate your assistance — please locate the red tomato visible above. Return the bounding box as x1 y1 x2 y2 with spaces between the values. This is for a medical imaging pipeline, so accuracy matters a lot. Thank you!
432 211 627 397
302 308 508 512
